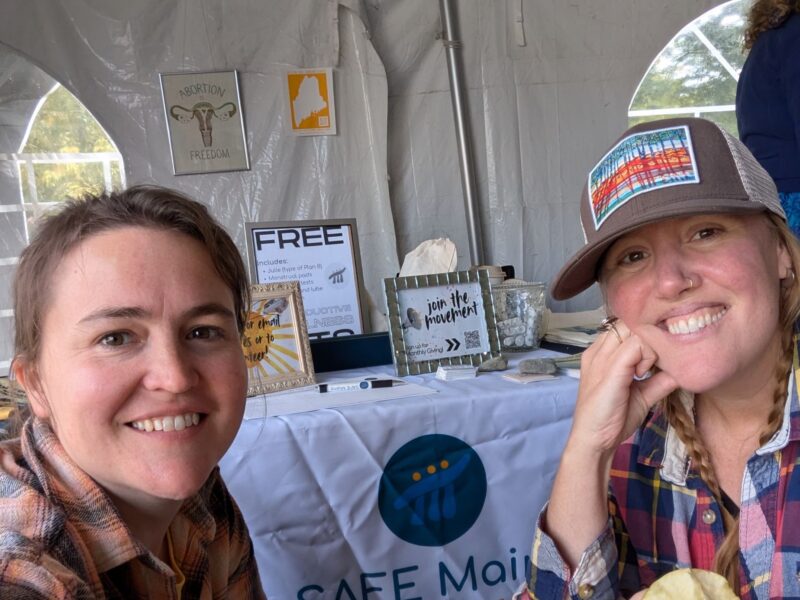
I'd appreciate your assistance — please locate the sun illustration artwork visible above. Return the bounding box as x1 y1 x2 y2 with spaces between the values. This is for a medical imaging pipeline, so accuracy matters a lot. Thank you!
242 297 301 382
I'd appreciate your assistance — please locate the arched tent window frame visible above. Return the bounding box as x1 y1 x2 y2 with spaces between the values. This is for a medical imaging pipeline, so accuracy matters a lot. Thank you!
0 76 125 376
628 0 746 124
4 82 126 239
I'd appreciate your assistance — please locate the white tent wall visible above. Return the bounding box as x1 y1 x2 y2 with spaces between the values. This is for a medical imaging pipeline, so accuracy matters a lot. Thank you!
0 0 722 326
0 0 399 340
369 0 721 311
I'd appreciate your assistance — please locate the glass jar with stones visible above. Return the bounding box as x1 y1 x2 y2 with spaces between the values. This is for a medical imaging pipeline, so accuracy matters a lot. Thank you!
491 281 546 352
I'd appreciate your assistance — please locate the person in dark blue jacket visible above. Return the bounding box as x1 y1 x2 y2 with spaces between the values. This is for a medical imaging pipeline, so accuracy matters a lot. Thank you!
736 0 800 236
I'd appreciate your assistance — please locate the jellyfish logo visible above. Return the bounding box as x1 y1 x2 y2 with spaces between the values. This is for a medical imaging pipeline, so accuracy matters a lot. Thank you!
378 434 487 546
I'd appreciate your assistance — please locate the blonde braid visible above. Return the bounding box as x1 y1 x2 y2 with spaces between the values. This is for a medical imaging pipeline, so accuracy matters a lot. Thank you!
711 331 792 594
760 335 792 450
663 391 724 501
662 215 800 595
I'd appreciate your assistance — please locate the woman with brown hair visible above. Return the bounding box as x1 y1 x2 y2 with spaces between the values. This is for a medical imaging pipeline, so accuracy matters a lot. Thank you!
736 0 800 236
1 186 266 598
519 117 800 599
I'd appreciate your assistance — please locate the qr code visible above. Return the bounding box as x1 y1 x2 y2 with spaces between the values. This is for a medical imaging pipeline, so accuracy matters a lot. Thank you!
464 329 481 350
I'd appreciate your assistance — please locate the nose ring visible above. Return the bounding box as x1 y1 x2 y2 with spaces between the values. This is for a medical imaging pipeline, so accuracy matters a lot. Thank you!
686 277 694 289
599 316 623 344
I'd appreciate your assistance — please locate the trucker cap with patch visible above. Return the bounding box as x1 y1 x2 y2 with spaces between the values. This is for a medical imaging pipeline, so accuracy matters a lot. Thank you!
550 117 784 301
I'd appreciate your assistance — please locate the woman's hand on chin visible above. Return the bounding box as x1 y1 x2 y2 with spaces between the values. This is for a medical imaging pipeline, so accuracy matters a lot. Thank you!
570 319 679 457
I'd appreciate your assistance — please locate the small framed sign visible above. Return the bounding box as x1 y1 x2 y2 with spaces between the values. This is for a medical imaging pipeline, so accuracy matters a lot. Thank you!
286 68 337 136
242 281 315 396
160 70 250 175
245 219 368 341
384 270 501 376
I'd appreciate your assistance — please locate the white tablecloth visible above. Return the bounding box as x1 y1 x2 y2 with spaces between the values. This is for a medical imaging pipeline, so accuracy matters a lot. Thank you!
220 349 579 599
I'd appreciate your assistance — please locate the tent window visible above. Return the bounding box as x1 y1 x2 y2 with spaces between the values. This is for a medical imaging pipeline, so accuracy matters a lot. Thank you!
628 0 747 135
15 84 125 233
0 83 124 376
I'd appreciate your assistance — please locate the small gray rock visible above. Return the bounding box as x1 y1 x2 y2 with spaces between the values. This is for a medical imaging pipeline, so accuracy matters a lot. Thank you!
518 358 557 375
478 355 509 372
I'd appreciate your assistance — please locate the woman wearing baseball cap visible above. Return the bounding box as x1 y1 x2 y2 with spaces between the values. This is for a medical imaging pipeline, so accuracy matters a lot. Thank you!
521 117 800 599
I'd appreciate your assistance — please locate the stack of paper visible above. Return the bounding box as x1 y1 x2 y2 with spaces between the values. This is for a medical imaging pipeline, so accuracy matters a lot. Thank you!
543 325 598 347
543 308 605 348
435 365 478 381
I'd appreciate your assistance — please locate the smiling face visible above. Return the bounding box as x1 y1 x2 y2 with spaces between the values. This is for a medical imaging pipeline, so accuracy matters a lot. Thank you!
21 226 247 506
600 213 792 396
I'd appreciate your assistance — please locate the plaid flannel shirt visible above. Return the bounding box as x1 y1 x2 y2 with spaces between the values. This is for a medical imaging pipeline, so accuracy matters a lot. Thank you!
0 418 266 599
524 349 800 600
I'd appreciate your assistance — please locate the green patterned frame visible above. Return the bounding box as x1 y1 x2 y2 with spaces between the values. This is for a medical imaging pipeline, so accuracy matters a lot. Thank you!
383 269 501 376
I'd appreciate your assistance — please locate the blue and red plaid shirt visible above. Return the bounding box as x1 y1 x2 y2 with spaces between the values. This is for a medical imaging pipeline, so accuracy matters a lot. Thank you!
524 357 800 599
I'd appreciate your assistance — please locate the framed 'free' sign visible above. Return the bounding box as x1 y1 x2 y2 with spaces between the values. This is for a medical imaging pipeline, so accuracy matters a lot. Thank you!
245 219 368 341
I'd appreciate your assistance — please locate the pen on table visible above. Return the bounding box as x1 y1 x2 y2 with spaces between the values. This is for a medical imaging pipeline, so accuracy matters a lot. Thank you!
317 379 398 393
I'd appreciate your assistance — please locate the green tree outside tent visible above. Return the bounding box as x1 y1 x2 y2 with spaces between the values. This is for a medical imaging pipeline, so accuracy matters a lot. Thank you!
20 84 122 205
630 0 747 136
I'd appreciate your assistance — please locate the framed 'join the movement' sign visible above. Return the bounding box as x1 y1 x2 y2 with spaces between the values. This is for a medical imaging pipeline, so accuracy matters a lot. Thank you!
242 282 315 396
245 219 368 341
384 270 502 376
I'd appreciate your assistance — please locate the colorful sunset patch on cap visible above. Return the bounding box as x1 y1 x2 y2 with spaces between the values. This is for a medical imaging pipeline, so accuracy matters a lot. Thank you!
588 125 699 229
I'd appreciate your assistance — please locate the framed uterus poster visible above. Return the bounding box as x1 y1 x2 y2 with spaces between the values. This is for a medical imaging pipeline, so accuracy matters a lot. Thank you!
160 70 250 175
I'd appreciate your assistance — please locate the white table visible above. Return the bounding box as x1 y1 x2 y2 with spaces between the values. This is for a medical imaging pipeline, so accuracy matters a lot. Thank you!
220 349 579 599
